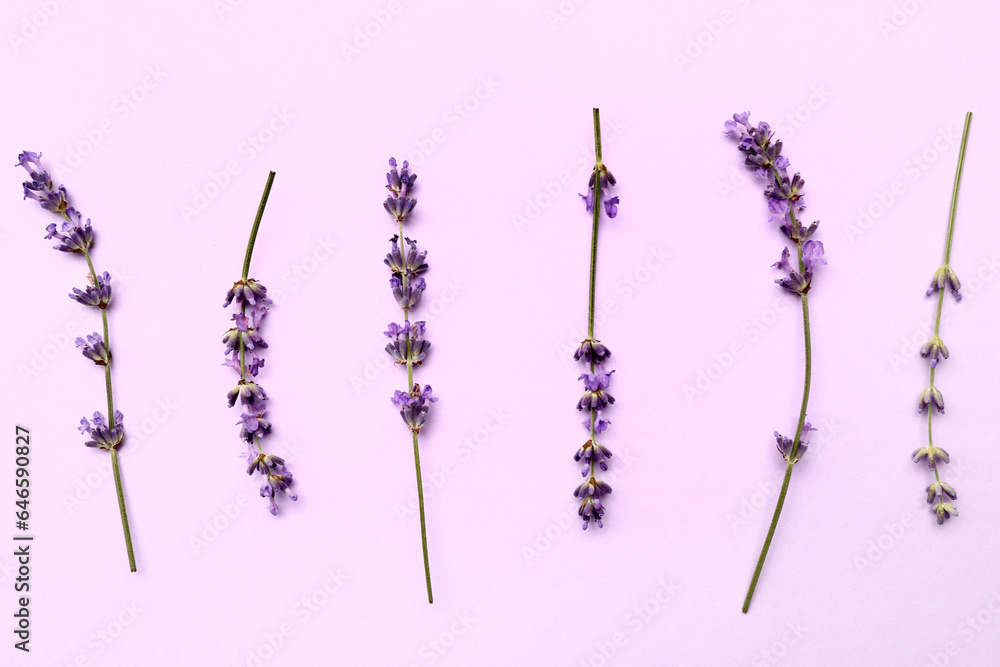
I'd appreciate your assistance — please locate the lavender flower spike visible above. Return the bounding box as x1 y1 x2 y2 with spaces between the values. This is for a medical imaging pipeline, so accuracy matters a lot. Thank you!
725 114 826 612
17 151 137 572
914 112 972 525
223 171 297 516
383 157 435 603
573 109 620 530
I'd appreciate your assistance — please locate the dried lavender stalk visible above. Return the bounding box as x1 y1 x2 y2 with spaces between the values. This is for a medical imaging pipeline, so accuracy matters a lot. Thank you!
573 108 620 530
912 112 972 524
223 171 297 515
383 158 435 603
724 114 826 612
17 151 136 572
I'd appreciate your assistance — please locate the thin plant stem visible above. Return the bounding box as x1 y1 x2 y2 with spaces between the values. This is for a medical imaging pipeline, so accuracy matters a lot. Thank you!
399 221 433 604
942 113 972 267
587 108 603 338
742 212 813 614
72 218 135 572
242 172 276 281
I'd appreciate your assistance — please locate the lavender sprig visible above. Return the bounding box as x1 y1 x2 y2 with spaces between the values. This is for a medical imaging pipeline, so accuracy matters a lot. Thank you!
574 108 619 530
224 171 297 516
724 114 825 612
17 151 136 572
913 112 972 525
384 157 434 603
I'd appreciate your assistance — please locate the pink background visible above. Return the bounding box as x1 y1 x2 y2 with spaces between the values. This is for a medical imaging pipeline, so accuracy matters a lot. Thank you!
3 1 1000 665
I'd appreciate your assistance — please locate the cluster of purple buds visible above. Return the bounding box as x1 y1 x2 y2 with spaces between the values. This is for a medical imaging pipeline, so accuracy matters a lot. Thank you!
384 157 417 222
70 271 113 308
17 152 127 448
18 151 69 216
385 321 430 366
724 113 826 296
79 411 125 451
913 258 962 524
223 278 296 515
914 437 958 523
77 333 111 366
391 385 438 433
579 165 620 219
927 265 962 301
774 422 816 465
383 158 438 433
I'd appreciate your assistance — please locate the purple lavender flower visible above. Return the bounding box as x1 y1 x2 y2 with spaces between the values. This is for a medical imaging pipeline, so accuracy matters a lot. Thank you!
385 320 431 365
927 266 962 301
774 430 808 464
238 402 272 442
383 157 435 603
771 247 792 272
574 439 613 474
574 475 613 530
920 336 949 368
918 385 945 414
79 411 125 451
224 278 271 308
69 271 113 308
17 151 69 215
573 338 611 364
224 171 296 515
385 235 428 277
259 467 298 516
574 109 619 531
223 308 268 353
384 158 418 222
18 151 137 571
44 208 94 253
390 275 426 310
775 270 811 295
926 480 957 503
802 240 827 271
913 445 950 468
725 113 826 612
76 333 111 366
577 369 616 411
392 384 439 433
579 164 619 218
932 501 959 524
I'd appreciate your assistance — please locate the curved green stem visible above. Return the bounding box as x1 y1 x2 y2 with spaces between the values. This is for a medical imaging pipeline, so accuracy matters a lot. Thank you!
943 113 972 266
242 172 276 281
743 208 813 613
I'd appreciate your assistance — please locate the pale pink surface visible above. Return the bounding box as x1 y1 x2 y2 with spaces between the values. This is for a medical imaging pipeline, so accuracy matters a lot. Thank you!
2 1 1000 665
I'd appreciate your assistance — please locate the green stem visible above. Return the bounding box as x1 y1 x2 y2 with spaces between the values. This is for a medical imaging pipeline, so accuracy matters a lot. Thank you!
110 449 136 571
587 108 603 338
399 222 433 604
76 223 134 572
943 113 972 266
243 172 276 281
743 212 813 613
